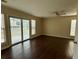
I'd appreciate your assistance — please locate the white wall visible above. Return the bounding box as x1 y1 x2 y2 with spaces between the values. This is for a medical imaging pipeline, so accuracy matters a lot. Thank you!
43 16 76 39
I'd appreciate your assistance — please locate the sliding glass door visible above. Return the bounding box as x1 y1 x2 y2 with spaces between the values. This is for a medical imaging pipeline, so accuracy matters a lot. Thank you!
10 17 22 44
23 20 30 40
10 17 30 45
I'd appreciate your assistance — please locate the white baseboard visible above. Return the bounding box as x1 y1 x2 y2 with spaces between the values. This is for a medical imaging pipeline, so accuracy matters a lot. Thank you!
30 34 41 39
44 34 74 39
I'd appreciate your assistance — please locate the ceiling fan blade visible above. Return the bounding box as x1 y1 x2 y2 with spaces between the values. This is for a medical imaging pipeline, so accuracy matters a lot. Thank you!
53 12 60 16
55 12 60 16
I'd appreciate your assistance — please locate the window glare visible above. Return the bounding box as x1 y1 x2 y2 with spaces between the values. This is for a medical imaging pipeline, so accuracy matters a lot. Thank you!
70 20 76 36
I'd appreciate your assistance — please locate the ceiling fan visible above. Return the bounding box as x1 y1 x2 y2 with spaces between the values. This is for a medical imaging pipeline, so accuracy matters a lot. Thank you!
51 10 66 16
1 0 7 3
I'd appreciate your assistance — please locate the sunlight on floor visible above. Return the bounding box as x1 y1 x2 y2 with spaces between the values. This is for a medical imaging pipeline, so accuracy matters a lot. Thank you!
66 41 74 58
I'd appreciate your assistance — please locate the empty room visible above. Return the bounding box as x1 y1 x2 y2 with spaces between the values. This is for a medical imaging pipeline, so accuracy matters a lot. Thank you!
1 0 77 59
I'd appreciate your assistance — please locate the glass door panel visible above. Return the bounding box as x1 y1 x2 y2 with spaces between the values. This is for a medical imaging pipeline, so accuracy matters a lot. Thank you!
10 17 22 44
23 20 30 40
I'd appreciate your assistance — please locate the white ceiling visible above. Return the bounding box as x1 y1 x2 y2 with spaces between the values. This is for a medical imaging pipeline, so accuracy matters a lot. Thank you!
2 0 77 17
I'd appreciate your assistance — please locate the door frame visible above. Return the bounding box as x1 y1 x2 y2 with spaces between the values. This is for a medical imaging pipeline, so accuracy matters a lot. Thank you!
9 16 30 46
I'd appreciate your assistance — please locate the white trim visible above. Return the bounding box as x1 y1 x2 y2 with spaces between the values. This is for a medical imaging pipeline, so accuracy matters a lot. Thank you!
44 34 74 39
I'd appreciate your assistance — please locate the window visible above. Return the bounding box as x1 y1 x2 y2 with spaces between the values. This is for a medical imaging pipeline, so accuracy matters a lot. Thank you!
70 19 76 36
31 20 36 35
1 14 6 43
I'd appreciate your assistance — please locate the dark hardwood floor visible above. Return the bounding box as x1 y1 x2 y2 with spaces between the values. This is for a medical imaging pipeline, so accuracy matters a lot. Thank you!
1 35 74 59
